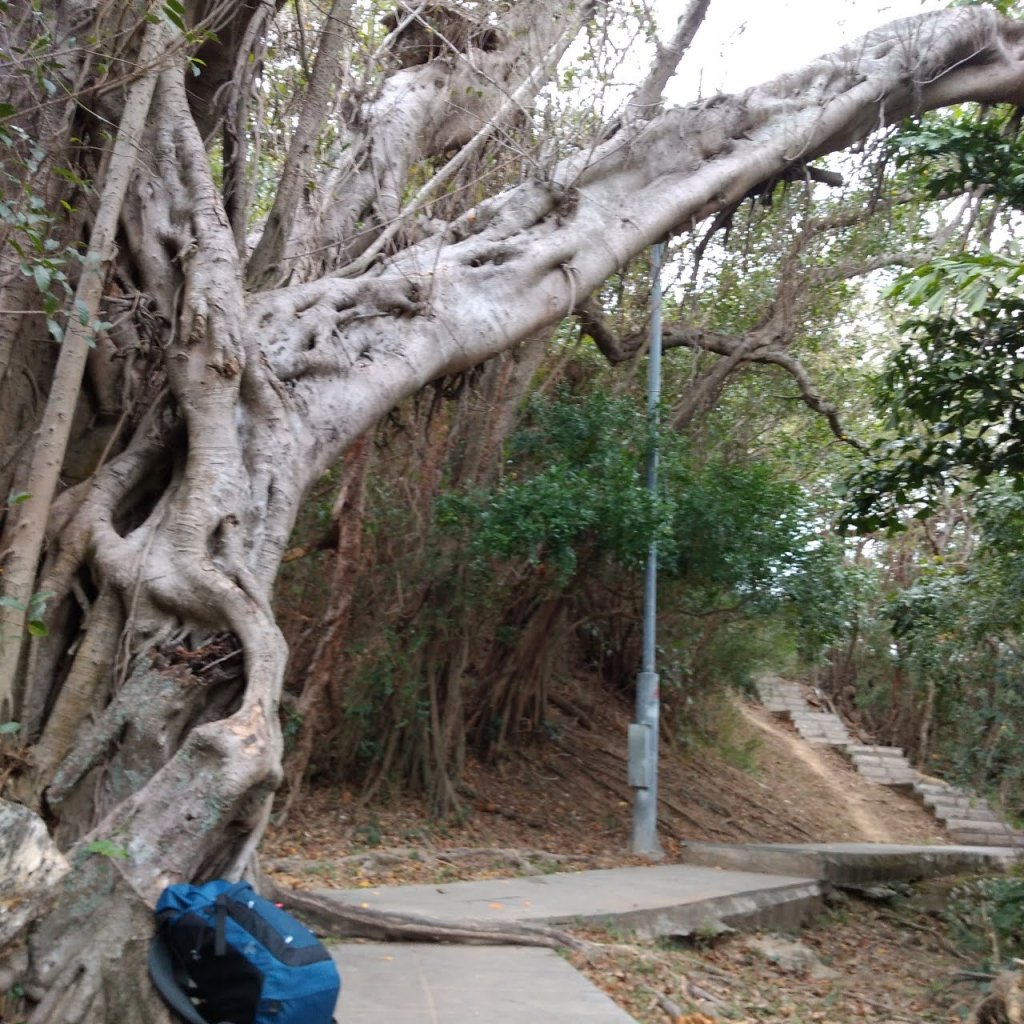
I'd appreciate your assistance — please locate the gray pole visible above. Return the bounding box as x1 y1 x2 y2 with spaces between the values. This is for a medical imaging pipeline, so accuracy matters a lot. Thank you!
629 242 663 855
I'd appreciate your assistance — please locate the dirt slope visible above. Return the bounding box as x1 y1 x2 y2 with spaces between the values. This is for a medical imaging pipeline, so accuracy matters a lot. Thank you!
265 687 948 870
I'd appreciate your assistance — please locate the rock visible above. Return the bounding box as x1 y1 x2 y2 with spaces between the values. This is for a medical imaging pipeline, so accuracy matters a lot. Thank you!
0 798 69 950
742 934 840 980
839 881 913 902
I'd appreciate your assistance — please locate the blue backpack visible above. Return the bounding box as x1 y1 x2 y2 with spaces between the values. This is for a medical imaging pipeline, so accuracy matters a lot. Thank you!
149 879 341 1024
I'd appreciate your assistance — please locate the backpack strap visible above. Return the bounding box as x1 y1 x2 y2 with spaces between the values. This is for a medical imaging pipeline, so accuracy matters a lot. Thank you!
148 934 215 1024
213 894 228 957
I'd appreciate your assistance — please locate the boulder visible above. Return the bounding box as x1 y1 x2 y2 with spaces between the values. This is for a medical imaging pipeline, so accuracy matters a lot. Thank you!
0 798 69 950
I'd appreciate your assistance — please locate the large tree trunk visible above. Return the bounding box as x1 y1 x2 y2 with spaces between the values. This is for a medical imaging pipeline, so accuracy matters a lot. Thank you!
3 2 1024 1018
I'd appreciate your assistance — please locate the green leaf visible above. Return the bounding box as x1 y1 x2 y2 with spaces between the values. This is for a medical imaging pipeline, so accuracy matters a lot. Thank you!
0 596 26 612
27 620 48 637
27 589 55 618
33 263 51 292
83 840 130 860
161 0 186 30
0 721 20 735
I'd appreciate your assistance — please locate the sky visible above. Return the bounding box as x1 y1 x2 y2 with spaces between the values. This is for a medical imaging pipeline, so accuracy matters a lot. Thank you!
658 0 948 99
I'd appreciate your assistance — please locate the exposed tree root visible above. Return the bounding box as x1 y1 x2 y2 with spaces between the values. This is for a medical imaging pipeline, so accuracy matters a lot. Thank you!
262 877 592 954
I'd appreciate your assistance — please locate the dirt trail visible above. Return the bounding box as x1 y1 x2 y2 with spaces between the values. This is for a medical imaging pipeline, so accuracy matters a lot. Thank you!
736 700 896 843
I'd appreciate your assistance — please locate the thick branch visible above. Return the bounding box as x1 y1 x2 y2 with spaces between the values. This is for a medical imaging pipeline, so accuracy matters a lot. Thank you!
276 0 597 281
626 0 711 120
246 0 353 286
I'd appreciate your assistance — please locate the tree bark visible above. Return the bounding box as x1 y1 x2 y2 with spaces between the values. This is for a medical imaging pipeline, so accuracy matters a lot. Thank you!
4 5 1024 1020
0 19 172 718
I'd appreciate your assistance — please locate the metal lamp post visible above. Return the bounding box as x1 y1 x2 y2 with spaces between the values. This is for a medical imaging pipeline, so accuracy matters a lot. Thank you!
629 242 663 855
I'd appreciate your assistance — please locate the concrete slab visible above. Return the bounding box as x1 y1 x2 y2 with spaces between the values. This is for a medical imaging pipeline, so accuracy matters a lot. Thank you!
316 841 1023 1023
678 841 1022 884
313 863 823 939
332 943 637 1023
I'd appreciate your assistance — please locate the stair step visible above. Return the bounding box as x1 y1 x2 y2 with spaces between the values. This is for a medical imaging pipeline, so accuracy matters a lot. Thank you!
792 721 851 737
948 828 1024 848
857 767 919 785
945 818 1020 834
932 806 1001 824
845 745 905 756
923 793 994 811
851 753 911 768
915 782 972 799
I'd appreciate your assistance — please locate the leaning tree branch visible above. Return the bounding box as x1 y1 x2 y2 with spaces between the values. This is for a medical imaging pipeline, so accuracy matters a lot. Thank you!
755 351 867 450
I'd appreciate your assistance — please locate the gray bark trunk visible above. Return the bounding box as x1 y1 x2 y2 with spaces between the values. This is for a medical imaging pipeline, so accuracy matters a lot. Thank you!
3 4 1024 1019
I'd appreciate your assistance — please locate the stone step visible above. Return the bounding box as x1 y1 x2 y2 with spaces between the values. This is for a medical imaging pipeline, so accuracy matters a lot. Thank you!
791 719 851 738
923 794 994 811
800 736 854 748
857 767 919 785
945 818 1023 837
845 745 905 756
931 805 1001 824
915 782 972 799
796 731 851 741
764 702 807 715
850 753 912 768
948 828 1024 848
679 841 1023 882
796 725 852 737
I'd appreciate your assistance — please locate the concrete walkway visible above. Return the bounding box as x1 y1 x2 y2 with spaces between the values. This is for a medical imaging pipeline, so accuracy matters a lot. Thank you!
333 944 636 1023
327 842 1021 1023
321 862 824 938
